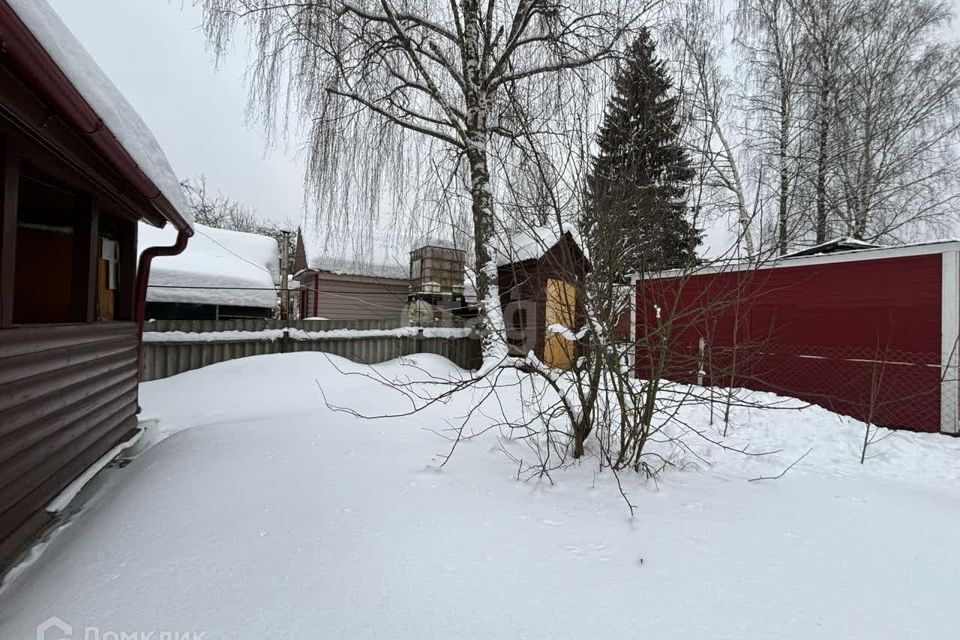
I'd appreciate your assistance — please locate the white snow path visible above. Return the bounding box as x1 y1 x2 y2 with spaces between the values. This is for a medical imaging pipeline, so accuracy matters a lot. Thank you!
1 353 958 639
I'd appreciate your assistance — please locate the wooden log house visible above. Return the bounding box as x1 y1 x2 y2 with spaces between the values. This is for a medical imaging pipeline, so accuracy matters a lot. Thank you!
0 0 194 573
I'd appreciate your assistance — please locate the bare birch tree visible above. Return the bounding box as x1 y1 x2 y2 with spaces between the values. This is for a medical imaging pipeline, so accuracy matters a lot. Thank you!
670 0 960 252
669 0 757 260
790 0 856 244
831 0 960 241
736 0 807 255
197 0 657 366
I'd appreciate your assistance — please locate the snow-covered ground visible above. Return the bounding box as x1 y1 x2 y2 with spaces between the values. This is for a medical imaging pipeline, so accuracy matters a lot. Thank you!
2 353 959 639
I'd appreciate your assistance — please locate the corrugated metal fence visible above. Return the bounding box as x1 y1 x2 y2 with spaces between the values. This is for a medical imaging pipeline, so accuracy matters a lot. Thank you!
141 319 481 382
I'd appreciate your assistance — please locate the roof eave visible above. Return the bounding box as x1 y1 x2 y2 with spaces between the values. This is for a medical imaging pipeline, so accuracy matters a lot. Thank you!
0 1 193 235
637 239 960 281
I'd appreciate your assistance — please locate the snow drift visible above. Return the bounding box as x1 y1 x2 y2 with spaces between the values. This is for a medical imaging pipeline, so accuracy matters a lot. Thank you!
1 353 958 640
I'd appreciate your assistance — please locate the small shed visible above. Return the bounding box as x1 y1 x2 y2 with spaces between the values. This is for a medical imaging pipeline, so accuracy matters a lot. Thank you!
293 223 410 321
0 0 194 572
634 239 960 434
139 222 279 321
495 224 589 368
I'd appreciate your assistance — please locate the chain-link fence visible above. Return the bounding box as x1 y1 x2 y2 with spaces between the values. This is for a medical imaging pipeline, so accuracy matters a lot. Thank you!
647 340 955 433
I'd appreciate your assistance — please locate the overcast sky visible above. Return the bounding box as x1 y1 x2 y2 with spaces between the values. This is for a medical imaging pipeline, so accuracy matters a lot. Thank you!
49 0 307 229
49 0 960 252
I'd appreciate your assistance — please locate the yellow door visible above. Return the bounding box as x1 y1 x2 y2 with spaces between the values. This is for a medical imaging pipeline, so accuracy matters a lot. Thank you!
544 278 576 369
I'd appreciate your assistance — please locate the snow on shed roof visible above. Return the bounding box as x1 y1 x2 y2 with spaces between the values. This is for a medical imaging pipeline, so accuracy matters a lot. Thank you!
492 223 585 267
139 223 279 308
299 219 413 280
8 0 192 229
411 235 464 252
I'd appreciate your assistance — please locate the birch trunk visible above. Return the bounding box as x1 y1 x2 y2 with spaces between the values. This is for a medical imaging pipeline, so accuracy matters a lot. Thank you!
713 120 756 259
468 142 509 366
777 90 790 255
462 0 507 368
814 90 831 243
852 101 874 240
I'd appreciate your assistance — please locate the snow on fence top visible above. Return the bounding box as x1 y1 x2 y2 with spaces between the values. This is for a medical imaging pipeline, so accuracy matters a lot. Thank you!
8 0 192 228
142 326 473 343
492 222 585 267
139 223 279 308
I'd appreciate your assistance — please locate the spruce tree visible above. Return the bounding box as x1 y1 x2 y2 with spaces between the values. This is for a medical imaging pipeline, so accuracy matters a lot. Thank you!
583 28 700 277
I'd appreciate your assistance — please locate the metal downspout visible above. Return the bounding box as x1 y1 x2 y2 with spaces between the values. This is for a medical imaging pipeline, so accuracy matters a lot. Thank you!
134 229 189 382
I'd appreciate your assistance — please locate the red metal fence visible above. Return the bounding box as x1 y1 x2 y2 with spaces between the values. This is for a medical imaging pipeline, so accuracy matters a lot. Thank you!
636 253 952 433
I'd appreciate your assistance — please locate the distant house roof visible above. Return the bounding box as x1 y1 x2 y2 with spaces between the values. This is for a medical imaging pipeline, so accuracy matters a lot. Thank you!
297 226 410 279
5 0 192 231
492 223 586 267
296 217 440 280
783 237 882 259
139 223 279 308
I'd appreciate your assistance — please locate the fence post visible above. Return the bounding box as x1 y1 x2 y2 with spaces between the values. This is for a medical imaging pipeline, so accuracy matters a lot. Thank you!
282 328 290 354
941 250 959 434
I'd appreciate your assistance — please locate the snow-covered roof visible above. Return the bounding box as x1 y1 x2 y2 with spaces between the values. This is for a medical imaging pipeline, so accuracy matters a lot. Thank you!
492 223 585 267
139 223 279 308
299 219 412 280
783 237 882 259
411 235 464 252
9 0 192 229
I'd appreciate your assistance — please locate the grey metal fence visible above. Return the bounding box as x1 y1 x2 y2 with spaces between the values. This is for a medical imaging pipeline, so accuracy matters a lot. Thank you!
140 319 481 382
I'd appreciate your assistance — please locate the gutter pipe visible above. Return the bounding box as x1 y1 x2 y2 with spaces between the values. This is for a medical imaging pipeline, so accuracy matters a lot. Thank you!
134 229 190 374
